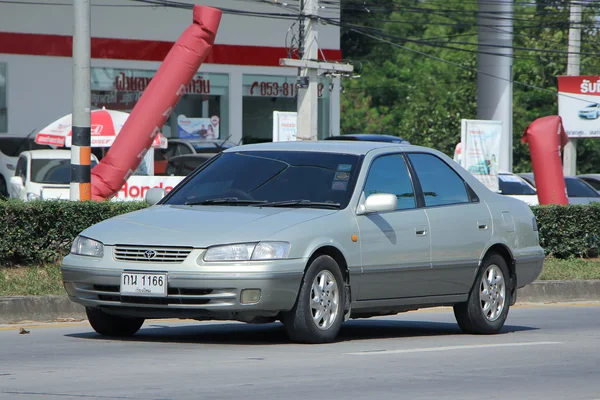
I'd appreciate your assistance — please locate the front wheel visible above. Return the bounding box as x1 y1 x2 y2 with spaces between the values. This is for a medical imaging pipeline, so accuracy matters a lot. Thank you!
454 253 512 334
283 255 345 344
86 307 145 337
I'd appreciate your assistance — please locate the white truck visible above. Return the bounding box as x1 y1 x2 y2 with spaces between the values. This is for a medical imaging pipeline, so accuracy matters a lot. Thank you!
9 149 99 201
8 149 186 201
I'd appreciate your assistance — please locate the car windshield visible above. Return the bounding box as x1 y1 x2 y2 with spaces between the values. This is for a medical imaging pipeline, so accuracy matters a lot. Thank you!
498 175 536 195
31 159 98 184
163 150 362 208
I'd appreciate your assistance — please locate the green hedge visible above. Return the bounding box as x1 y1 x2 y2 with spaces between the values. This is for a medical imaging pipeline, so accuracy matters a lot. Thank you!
0 199 599 266
0 199 148 266
531 203 600 259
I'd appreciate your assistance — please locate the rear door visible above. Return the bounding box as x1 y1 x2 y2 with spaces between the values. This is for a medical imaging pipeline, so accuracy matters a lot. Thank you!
406 152 492 296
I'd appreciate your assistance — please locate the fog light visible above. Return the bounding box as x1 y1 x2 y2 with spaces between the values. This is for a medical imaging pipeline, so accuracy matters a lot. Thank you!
63 282 76 297
240 289 261 304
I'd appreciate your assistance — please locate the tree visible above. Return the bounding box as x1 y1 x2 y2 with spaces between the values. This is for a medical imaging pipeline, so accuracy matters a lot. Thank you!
339 0 600 173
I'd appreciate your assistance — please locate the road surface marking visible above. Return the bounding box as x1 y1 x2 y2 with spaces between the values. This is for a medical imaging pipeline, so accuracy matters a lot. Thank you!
346 341 563 356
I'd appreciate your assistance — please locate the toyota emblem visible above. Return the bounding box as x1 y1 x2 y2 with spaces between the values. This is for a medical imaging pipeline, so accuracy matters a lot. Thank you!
143 250 157 260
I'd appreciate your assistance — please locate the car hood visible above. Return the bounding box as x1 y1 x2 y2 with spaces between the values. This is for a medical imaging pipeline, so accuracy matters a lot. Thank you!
80 204 339 247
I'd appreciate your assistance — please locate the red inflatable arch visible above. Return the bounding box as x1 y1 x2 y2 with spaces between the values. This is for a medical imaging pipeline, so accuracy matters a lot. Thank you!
91 5 222 201
521 115 569 205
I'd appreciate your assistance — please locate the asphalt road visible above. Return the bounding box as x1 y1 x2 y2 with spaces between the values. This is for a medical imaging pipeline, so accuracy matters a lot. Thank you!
1 304 599 400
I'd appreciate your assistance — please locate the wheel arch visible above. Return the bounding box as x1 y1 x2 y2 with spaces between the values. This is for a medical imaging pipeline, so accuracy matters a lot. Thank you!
481 242 517 305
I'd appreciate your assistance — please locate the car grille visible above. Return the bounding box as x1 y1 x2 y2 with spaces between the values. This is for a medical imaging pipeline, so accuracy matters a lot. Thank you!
114 245 193 263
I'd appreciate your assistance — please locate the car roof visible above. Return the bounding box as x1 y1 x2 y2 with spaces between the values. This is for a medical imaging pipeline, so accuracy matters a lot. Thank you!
168 153 217 161
221 140 419 156
325 134 408 143
578 174 600 180
24 149 96 160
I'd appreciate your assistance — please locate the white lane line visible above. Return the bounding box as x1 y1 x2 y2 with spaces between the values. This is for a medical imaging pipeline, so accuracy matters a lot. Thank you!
346 341 563 356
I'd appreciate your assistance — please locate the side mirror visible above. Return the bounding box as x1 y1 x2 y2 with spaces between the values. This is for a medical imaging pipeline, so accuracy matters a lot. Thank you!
363 193 397 213
145 188 166 205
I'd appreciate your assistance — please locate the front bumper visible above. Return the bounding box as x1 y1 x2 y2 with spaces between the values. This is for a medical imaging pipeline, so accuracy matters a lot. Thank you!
61 252 306 321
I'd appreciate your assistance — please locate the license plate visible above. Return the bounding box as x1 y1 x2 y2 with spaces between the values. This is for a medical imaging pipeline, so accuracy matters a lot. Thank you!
120 272 167 297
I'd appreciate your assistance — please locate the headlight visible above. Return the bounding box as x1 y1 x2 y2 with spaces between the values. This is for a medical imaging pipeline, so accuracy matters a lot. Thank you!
27 193 42 201
203 241 291 262
70 235 104 258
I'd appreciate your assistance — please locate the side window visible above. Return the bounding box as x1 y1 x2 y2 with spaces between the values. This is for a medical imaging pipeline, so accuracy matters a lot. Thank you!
408 153 470 207
363 154 416 210
176 144 193 156
15 156 27 181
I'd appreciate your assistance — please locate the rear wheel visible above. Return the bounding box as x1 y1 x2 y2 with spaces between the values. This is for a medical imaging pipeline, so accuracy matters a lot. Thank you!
454 253 511 334
86 307 145 337
283 255 345 344
0 176 8 198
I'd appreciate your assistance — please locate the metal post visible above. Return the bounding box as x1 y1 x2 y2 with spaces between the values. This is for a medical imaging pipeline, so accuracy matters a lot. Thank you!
477 0 513 172
71 0 92 201
563 2 582 177
296 0 319 141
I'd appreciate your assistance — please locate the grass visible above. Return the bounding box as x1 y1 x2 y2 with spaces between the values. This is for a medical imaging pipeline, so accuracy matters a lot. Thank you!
1 257 600 296
539 256 600 281
0 264 64 296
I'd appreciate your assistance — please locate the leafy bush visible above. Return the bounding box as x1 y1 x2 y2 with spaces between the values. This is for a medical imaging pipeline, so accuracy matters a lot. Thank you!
531 203 600 259
1 199 599 267
0 199 148 266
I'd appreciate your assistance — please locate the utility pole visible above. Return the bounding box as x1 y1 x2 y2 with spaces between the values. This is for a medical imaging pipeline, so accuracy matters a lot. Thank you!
71 0 92 201
563 1 582 177
477 0 513 173
280 0 353 140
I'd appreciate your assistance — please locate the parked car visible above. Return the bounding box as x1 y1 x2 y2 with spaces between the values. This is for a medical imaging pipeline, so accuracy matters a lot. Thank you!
577 174 600 193
9 149 98 201
0 134 51 197
154 138 238 175
498 172 539 206
325 133 410 144
62 141 544 344
518 173 600 204
162 153 216 176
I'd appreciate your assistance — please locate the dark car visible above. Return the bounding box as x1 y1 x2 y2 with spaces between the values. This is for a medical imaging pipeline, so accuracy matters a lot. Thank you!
161 153 217 177
518 172 600 204
577 174 600 193
154 138 238 175
324 134 410 144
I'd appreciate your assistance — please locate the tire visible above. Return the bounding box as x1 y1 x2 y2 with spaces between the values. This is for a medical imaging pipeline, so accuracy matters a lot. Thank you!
86 307 145 337
283 255 346 344
453 252 512 334
0 176 7 199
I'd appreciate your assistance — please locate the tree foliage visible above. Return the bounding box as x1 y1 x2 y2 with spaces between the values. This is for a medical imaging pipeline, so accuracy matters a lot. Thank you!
339 0 600 173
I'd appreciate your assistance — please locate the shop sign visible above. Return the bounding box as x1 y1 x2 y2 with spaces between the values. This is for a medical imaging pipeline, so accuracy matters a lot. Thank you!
246 80 325 98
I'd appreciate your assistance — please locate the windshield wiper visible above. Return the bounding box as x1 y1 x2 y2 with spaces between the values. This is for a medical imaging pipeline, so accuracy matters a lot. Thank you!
250 199 341 209
184 197 268 206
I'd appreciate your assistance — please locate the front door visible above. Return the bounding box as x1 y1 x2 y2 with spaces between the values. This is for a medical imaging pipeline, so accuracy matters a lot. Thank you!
356 153 432 301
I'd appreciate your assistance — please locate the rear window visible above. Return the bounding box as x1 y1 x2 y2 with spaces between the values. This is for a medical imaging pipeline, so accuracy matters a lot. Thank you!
565 178 600 198
498 174 536 195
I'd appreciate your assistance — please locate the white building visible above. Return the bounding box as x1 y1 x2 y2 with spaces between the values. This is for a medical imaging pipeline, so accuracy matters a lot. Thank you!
0 0 342 145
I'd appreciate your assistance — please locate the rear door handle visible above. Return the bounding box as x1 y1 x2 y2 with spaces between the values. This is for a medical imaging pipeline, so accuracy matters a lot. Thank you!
415 229 428 236
478 223 488 230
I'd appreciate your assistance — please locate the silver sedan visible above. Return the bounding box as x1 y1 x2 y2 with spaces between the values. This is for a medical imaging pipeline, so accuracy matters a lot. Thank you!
61 141 544 343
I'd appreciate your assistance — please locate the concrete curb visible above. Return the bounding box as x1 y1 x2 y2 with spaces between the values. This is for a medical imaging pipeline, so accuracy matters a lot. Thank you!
1 281 600 324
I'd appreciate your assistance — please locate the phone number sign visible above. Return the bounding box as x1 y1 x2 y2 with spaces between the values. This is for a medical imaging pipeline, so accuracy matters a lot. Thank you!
246 81 325 98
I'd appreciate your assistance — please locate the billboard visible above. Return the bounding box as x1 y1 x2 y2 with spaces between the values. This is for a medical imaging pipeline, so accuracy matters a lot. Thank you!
272 111 297 142
558 75 600 138
460 119 502 192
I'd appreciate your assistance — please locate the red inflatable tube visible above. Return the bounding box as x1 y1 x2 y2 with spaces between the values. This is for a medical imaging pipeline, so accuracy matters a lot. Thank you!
91 5 222 201
521 115 569 205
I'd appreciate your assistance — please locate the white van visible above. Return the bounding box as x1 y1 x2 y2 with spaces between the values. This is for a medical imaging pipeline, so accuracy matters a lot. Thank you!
9 149 98 201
